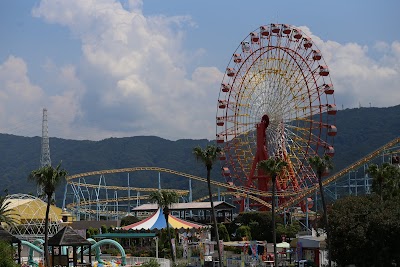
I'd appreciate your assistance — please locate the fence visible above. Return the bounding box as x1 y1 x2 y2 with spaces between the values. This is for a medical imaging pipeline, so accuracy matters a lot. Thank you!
94 256 170 267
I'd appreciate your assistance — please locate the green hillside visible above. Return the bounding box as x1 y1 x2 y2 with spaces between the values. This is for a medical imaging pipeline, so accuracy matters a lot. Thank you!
0 105 399 206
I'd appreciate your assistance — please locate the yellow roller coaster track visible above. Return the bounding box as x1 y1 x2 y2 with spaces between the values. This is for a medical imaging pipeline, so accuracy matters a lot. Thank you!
69 181 189 194
277 137 400 211
66 167 272 197
66 195 151 210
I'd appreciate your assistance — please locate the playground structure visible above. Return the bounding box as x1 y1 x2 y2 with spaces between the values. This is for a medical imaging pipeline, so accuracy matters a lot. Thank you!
20 237 129 266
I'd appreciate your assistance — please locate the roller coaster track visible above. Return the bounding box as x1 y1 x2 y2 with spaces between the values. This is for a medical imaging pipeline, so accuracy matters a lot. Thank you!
69 181 188 194
66 195 150 210
277 137 400 211
66 167 272 197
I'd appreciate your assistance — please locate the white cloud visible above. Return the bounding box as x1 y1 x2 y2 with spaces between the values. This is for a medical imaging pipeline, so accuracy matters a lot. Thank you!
31 0 223 140
0 56 45 135
0 56 90 138
299 26 400 109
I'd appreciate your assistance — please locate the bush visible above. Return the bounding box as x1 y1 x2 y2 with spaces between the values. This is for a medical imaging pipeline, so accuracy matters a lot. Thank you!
102 248 119 256
141 258 160 267
218 223 230 242
130 246 155 257
236 225 252 241
0 241 18 267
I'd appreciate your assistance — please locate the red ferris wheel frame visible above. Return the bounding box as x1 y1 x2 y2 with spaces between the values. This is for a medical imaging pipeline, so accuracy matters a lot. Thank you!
216 23 337 211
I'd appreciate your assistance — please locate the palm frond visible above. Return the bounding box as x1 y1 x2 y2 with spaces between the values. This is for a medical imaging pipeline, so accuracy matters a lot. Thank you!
0 196 19 227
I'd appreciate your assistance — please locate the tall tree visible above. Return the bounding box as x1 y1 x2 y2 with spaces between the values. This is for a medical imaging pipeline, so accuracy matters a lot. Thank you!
233 211 279 241
149 189 178 264
329 193 400 266
0 196 18 227
193 144 223 267
367 162 400 201
28 163 67 267
309 154 333 267
258 157 287 267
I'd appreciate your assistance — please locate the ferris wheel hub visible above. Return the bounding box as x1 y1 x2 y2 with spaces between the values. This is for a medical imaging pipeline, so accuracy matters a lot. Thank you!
261 114 270 127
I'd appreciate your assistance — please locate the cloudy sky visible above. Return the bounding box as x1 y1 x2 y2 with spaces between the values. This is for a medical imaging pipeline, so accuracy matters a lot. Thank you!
0 0 399 141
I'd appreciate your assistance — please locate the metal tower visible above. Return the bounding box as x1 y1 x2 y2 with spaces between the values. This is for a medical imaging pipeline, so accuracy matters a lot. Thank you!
38 108 51 196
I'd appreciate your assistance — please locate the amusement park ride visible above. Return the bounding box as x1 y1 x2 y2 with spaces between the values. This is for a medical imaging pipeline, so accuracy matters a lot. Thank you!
61 23 399 220
216 23 336 212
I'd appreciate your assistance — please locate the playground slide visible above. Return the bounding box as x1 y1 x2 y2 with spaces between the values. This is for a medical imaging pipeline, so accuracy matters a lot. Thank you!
83 238 127 266
21 240 43 266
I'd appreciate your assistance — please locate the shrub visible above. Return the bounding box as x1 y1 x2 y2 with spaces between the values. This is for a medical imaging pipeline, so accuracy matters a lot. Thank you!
141 258 160 267
0 241 18 267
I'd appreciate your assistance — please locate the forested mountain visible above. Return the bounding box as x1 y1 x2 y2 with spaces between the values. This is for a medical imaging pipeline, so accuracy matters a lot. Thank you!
1 105 399 205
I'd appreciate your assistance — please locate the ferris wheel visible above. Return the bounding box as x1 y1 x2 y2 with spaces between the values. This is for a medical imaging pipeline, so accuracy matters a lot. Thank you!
216 23 337 211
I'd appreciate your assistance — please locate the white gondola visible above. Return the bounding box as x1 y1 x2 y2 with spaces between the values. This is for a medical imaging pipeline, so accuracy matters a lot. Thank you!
241 41 251 52
218 100 227 109
250 32 259 43
324 84 334 94
319 65 329 76
312 50 321 60
326 146 335 157
216 117 224 126
222 167 231 176
327 104 337 115
226 67 236 77
328 125 337 136
271 23 280 33
260 25 270 37
221 83 231 93
293 29 302 39
283 24 291 34
303 37 312 48
233 54 242 63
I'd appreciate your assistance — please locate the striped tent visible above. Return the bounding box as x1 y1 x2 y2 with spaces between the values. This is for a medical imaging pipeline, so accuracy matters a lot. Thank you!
122 209 209 230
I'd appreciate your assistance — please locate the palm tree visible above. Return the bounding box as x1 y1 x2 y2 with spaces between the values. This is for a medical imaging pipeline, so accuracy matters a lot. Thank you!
149 189 179 264
367 162 400 201
193 144 223 267
258 157 287 267
29 163 67 267
0 196 18 227
309 155 333 267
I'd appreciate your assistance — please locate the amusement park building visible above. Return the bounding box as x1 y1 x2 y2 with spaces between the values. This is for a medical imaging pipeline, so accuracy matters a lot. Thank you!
4 194 63 241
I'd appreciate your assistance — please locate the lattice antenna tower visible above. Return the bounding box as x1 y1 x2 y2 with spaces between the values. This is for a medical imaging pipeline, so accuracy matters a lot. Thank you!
38 108 52 196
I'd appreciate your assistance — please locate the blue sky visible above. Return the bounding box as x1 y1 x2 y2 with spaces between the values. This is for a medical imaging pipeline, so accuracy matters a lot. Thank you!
0 0 399 141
